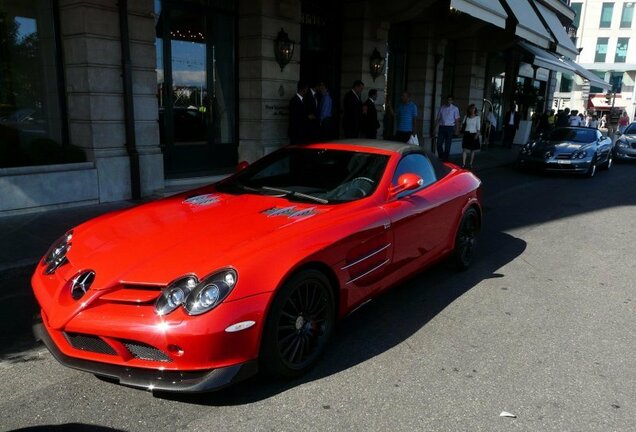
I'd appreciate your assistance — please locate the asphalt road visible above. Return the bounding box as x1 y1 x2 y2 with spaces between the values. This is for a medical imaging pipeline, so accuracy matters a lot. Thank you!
1 160 635 432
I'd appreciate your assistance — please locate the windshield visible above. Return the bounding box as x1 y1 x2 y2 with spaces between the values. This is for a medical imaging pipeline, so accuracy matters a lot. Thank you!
624 124 636 135
547 128 597 143
217 148 389 204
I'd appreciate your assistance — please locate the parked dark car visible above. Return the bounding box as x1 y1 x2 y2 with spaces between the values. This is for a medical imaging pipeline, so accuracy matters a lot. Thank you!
517 127 613 177
613 122 636 162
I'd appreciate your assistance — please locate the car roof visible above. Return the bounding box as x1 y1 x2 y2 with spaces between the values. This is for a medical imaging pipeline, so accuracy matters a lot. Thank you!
304 139 423 155
301 139 452 179
554 126 601 132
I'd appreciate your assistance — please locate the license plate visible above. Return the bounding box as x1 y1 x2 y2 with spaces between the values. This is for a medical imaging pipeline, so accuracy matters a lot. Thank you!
557 160 571 165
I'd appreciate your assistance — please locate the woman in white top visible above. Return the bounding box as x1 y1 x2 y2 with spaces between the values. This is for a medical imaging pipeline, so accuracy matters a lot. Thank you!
461 104 481 169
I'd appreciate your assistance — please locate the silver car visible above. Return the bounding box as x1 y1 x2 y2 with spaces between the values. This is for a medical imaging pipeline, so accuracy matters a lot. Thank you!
613 122 636 161
517 127 613 177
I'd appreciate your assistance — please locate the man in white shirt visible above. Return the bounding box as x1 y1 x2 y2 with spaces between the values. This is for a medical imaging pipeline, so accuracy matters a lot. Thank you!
434 95 460 160
483 108 497 149
503 105 519 148
568 110 582 126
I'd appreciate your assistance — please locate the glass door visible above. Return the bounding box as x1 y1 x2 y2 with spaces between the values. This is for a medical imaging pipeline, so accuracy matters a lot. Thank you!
156 0 236 178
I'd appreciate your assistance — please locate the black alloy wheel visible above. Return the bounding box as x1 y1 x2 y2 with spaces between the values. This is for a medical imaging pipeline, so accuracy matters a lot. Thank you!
453 208 479 270
261 269 335 378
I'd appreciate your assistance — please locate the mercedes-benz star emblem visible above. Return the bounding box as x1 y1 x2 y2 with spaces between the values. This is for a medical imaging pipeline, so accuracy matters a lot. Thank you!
71 271 95 300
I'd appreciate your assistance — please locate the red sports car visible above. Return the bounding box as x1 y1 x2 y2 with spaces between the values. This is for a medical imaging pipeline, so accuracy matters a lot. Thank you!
32 140 482 393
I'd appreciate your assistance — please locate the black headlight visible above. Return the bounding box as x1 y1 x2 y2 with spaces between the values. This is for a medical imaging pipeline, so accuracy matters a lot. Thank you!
155 269 237 316
184 270 237 316
155 275 199 316
42 231 73 274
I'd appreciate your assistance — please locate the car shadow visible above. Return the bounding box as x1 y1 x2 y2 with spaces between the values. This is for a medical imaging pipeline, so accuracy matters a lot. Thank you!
156 229 526 406
0 268 43 363
8 425 126 432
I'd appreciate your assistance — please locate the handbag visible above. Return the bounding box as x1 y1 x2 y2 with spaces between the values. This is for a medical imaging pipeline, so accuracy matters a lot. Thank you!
460 116 467 133
407 134 419 145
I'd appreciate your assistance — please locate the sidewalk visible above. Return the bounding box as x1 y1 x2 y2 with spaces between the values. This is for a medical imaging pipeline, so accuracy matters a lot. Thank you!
448 144 519 172
0 145 518 280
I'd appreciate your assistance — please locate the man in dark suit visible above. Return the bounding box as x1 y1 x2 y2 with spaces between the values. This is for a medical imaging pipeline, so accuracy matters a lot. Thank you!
502 104 520 148
289 81 309 145
362 89 380 139
343 80 364 138
304 82 320 142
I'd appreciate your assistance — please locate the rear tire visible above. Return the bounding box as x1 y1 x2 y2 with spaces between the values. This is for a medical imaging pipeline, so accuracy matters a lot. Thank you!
452 208 480 270
260 269 335 378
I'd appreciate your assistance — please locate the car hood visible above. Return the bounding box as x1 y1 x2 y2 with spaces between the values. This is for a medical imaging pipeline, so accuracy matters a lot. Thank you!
64 189 342 287
619 134 636 142
534 140 592 153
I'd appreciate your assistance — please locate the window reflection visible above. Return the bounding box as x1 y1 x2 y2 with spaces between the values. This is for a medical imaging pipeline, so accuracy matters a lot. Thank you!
0 0 71 168
156 1 235 152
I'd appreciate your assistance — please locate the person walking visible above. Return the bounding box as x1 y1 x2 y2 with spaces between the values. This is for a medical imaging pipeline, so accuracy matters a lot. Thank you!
618 111 630 134
362 89 380 139
568 110 582 126
502 104 520 148
435 94 460 160
588 115 599 129
461 104 481 169
482 107 497 149
343 80 364 138
393 91 418 143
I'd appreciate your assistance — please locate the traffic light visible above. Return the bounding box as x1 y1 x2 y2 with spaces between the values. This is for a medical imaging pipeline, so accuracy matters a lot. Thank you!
605 92 612 105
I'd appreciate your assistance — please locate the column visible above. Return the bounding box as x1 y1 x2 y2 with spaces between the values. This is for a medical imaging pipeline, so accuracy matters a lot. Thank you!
237 0 301 163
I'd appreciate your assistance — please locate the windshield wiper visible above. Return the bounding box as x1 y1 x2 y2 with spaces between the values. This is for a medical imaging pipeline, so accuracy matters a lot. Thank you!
261 186 329 204
217 182 261 194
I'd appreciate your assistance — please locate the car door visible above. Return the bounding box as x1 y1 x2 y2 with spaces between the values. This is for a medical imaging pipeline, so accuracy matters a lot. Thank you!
382 153 451 274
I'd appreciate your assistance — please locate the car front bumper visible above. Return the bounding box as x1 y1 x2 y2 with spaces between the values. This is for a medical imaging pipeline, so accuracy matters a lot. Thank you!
613 145 636 160
517 156 593 173
34 318 258 393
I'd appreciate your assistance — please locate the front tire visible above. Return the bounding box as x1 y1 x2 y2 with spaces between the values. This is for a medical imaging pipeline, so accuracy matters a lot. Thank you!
260 269 335 378
452 208 480 270
585 156 597 178
600 152 613 170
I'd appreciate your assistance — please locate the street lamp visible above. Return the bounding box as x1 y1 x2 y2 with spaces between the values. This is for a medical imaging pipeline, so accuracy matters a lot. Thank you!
274 28 294 72
369 48 384 81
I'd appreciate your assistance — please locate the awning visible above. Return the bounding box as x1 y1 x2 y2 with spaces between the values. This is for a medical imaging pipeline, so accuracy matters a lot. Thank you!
450 0 508 29
519 41 573 75
505 0 552 49
533 1 579 59
588 94 624 109
560 58 612 90
519 42 613 90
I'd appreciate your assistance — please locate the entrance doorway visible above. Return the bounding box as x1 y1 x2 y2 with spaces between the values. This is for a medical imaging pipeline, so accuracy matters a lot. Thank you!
155 0 237 178
300 0 342 127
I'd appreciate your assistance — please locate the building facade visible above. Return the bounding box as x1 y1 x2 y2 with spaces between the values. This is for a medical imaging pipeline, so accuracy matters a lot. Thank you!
554 0 636 121
1 0 599 215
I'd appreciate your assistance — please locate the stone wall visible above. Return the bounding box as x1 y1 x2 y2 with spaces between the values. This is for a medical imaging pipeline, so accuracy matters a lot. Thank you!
237 0 301 163
59 0 163 202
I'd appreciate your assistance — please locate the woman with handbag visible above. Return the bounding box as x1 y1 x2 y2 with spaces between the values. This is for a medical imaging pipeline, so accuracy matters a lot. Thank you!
461 104 481 169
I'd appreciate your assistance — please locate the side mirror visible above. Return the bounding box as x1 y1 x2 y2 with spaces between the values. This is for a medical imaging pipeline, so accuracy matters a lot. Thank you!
236 161 250 172
389 173 423 198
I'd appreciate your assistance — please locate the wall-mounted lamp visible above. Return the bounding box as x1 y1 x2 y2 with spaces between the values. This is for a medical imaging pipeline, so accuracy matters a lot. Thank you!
369 48 384 81
274 28 294 72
